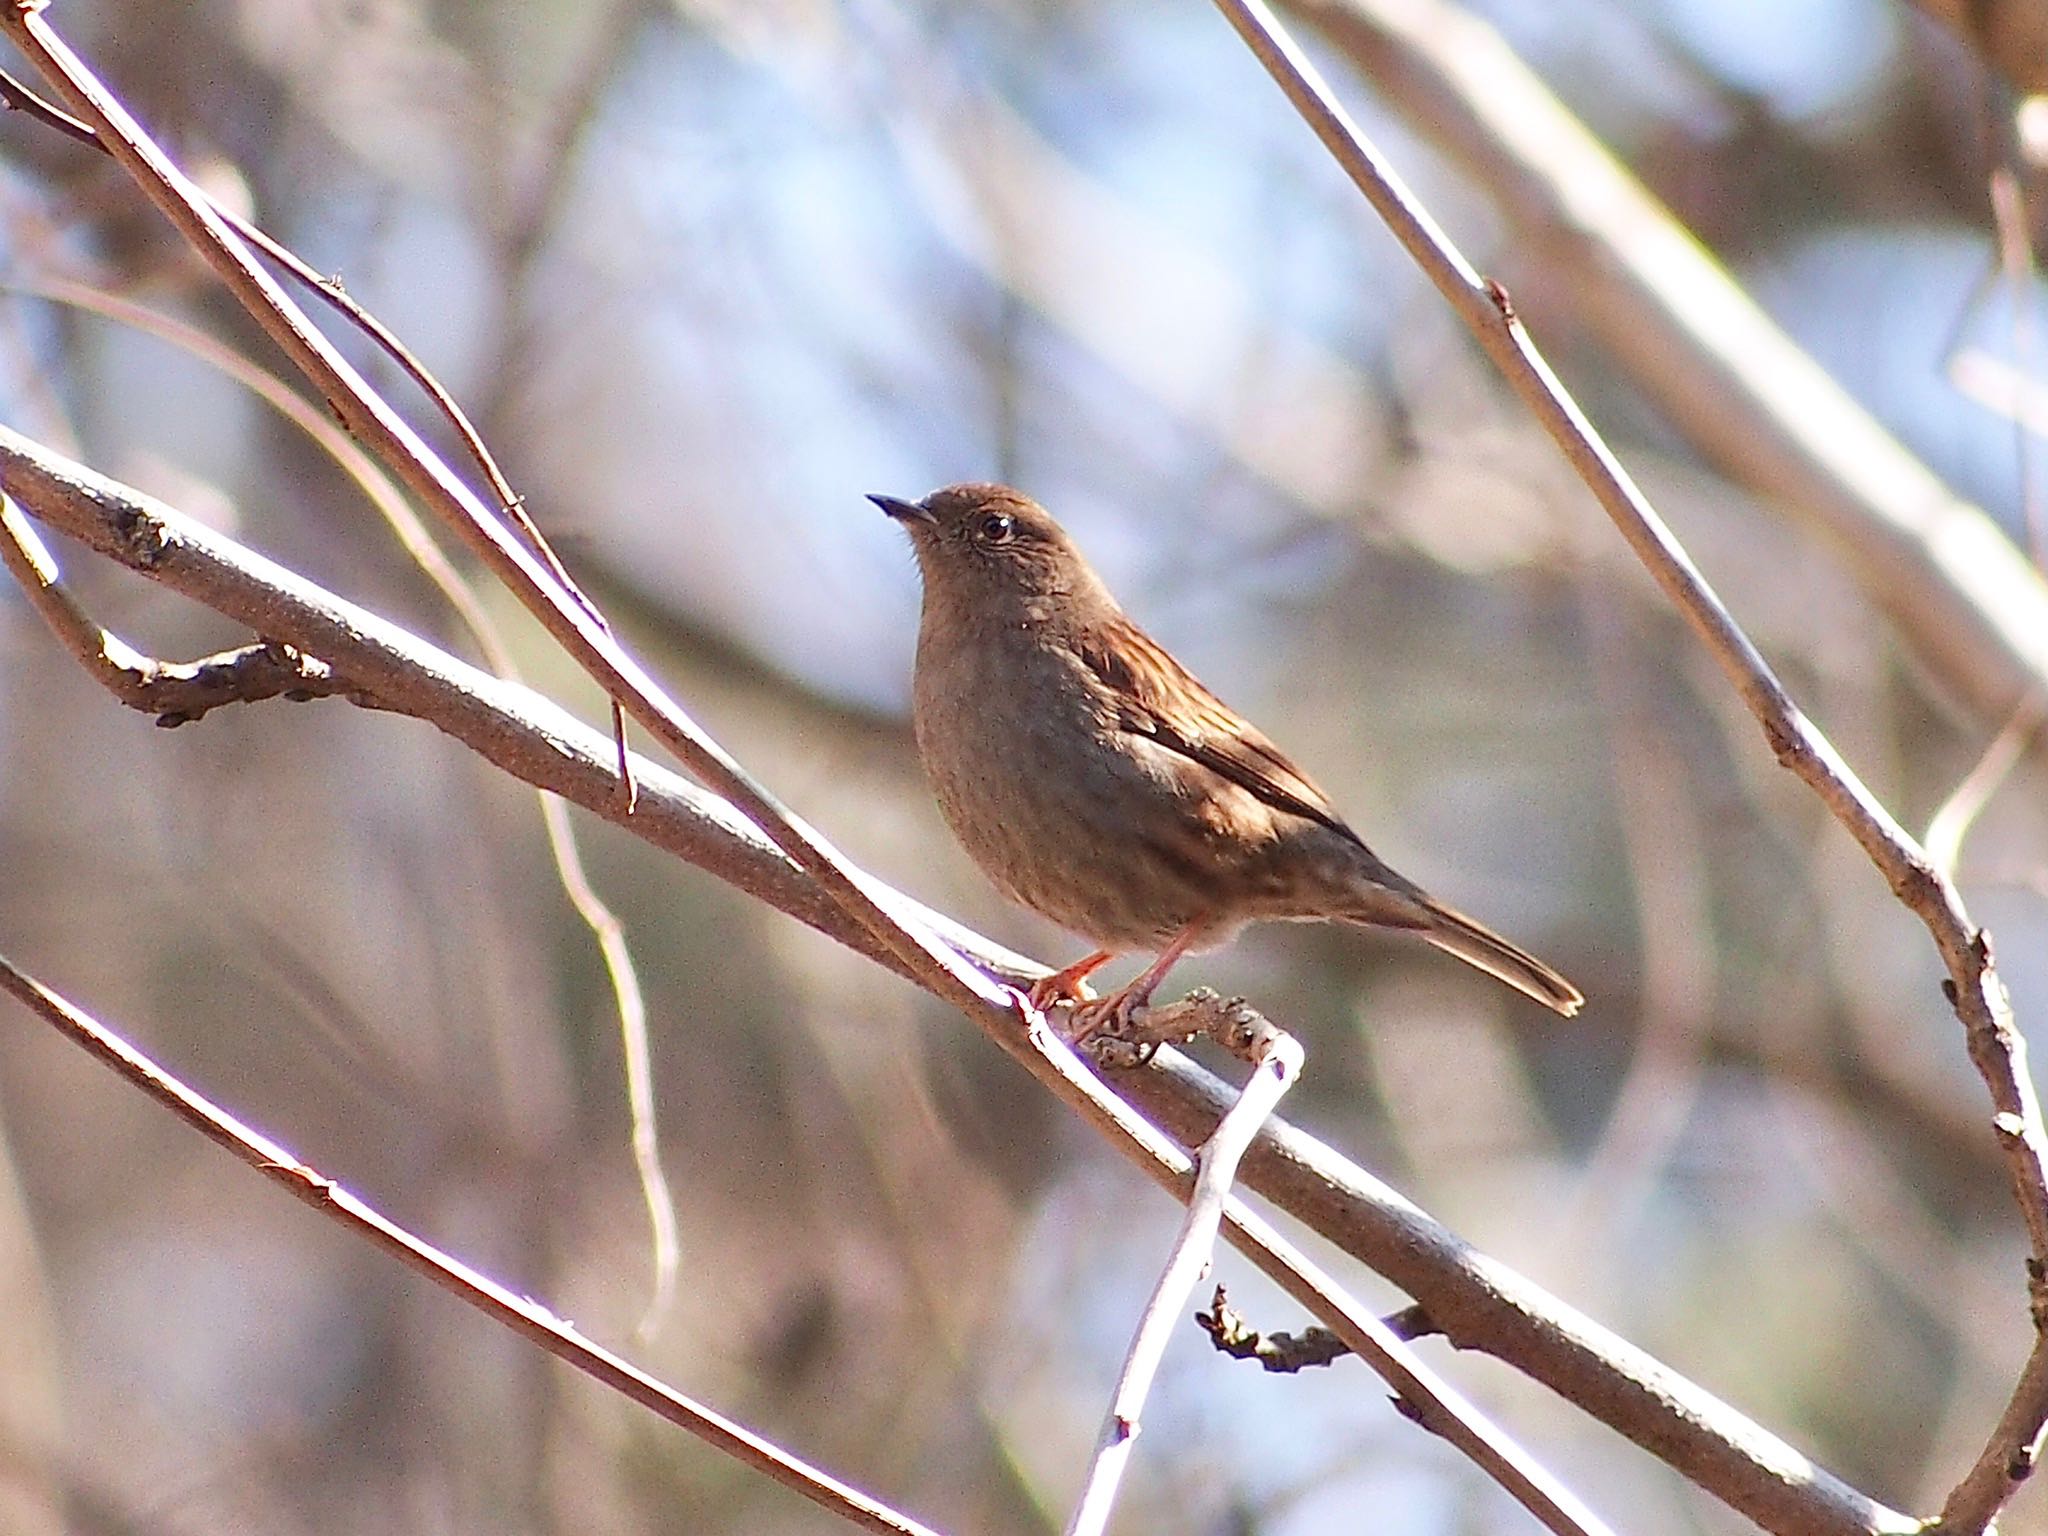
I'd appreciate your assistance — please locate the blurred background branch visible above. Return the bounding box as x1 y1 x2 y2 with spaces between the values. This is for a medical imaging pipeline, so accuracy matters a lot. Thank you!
1284 0 2048 732
1907 0 2048 94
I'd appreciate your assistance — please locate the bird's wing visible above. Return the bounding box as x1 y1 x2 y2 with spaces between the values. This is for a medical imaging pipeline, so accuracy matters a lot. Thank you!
1076 617 1362 844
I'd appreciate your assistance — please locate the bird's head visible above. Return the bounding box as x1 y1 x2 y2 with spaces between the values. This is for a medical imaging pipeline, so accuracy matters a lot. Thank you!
870 483 1108 621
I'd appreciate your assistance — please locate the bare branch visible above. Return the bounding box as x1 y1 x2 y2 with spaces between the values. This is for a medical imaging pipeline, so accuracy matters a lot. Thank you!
0 275 684 1324
1123 1054 1920 1536
0 396 1597 1528
0 409 1591 1522
0 9 1972 1530
0 496 346 723
0 954 946 1536
1068 1031 1327 1536
0 64 539 563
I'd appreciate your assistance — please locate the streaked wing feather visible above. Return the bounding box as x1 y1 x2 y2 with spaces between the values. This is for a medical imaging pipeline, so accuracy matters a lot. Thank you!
1077 618 1360 843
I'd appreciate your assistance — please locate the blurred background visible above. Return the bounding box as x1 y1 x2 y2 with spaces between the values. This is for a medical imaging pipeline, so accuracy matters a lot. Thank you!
1 0 2044 1530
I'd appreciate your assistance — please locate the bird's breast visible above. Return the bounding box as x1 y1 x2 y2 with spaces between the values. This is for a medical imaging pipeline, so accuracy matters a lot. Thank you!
909 619 1251 947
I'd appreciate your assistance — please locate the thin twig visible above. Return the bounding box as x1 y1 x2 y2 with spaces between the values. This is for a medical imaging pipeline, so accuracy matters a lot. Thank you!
0 424 1921 1536
1121 1049 1922 1536
0 496 347 721
1015 1010 1613 1536
0 954 943 1536
0 64 571 597
0 35 1943 1531
0 53 641 800
1065 1030 1305 1536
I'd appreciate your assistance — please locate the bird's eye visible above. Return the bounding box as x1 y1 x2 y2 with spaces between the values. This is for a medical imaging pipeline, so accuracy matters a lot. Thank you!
978 512 1016 544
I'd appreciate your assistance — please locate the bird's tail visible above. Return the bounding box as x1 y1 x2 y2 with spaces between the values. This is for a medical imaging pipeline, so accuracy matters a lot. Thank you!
1413 897 1583 1017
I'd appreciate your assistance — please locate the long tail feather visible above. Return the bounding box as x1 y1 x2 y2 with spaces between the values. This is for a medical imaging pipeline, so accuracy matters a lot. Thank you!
1415 898 1583 1017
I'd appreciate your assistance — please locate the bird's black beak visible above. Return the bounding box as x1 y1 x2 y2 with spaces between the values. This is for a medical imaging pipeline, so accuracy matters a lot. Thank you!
868 492 935 525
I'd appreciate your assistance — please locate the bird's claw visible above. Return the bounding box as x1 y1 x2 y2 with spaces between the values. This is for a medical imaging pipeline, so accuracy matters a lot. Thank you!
1064 991 1161 1067
1025 973 1098 1013
1069 988 1144 1044
1026 949 1113 1014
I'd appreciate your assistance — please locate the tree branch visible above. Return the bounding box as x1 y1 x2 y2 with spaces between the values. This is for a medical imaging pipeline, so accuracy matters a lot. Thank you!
0 496 347 724
0 954 946 1536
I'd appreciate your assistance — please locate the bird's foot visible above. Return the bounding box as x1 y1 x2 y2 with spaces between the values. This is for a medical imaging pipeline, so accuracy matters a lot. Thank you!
1025 950 1113 1013
1065 985 1170 1067
1025 972 1097 1012
1069 985 1149 1045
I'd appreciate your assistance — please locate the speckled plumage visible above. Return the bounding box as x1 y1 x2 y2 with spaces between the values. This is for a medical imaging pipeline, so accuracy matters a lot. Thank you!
874 483 1582 1021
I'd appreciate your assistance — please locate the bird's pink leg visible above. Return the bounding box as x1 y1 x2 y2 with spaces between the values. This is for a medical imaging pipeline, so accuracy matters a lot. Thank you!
1026 949 1114 1012
1071 925 1203 1043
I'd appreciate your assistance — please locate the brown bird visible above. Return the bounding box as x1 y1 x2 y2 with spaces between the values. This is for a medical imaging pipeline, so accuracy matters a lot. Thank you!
872 483 1583 1033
